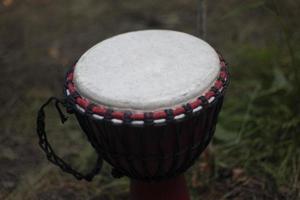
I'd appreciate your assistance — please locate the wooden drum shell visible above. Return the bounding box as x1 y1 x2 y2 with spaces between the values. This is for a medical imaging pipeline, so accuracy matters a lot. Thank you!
74 95 224 181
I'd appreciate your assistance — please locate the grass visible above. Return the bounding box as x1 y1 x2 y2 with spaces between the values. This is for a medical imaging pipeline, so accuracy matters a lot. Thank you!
211 1 300 198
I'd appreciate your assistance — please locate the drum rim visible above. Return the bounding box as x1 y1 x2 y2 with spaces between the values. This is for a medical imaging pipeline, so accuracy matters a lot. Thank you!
64 53 229 126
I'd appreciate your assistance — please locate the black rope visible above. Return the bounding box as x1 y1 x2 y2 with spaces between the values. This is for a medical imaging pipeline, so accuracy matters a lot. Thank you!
36 97 102 181
165 109 174 122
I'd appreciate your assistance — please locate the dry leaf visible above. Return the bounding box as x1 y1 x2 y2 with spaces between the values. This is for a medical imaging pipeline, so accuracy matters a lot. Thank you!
232 168 245 181
48 46 59 59
2 0 13 7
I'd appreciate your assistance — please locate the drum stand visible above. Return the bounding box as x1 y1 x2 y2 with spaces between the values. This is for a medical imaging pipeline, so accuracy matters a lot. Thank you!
130 175 189 200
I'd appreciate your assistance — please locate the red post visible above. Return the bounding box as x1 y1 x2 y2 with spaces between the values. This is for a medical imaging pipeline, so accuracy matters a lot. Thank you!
130 175 190 200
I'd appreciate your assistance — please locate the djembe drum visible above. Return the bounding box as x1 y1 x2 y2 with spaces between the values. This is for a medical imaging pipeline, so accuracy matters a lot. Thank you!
37 30 229 200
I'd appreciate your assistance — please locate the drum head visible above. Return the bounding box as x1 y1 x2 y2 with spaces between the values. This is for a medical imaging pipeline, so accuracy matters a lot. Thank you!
63 30 229 179
73 30 220 111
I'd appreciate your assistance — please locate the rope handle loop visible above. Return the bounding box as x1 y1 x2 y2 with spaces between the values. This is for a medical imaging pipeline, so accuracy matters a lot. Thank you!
36 97 102 181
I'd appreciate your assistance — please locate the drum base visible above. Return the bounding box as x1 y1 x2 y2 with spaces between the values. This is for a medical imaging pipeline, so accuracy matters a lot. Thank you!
130 175 190 200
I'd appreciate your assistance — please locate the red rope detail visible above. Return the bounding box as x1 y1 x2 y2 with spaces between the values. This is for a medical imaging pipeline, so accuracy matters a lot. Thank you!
173 107 185 115
220 71 226 79
76 97 89 109
131 113 144 120
220 61 226 68
112 111 124 119
92 106 107 115
215 80 223 89
153 111 167 119
205 91 215 99
68 83 75 93
190 99 201 109
67 73 73 81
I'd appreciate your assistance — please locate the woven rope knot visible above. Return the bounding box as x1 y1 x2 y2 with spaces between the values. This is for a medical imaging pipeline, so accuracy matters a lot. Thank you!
36 96 102 181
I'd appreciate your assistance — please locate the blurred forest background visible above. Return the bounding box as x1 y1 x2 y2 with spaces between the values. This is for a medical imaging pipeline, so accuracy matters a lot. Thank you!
0 0 299 199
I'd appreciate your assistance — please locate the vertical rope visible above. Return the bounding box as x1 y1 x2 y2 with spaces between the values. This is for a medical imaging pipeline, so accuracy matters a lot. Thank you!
196 0 207 39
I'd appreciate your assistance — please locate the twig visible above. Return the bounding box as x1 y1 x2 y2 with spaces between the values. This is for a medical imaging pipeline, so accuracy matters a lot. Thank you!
196 0 207 39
